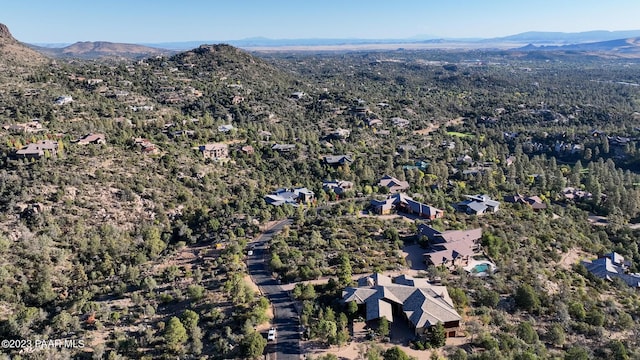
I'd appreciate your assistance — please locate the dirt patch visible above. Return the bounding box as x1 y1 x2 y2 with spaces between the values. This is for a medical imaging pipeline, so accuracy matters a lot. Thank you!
558 247 590 270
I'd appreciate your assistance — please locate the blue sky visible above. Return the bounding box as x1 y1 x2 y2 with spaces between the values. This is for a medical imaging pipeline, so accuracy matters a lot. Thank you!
3 0 640 43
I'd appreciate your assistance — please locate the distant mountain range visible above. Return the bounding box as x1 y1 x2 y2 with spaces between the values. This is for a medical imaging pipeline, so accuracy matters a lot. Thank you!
517 37 640 57
29 41 172 60
16 29 640 59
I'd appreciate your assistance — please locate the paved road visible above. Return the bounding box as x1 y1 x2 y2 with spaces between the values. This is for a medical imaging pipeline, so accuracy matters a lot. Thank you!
247 219 301 360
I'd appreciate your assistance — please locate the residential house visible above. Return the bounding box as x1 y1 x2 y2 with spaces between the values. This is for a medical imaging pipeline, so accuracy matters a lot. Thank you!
418 224 483 268
562 187 592 201
371 193 444 219
391 117 410 128
14 140 59 160
608 136 633 147
75 133 106 145
378 175 410 193
290 91 305 99
456 194 500 215
324 155 353 166
342 273 462 337
264 187 315 206
271 143 296 152
199 143 229 160
322 180 353 195
402 161 429 171
368 118 383 127
503 194 547 210
326 128 351 140
581 252 640 288
240 145 254 155
134 138 159 154
218 124 234 133
398 145 417 153
3 120 45 134
54 95 73 105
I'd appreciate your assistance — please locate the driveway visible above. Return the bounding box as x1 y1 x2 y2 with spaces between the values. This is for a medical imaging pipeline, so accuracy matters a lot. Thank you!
247 219 301 360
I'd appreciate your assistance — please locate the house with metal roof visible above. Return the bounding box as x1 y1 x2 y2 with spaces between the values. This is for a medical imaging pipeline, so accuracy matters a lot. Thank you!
456 194 500 215
342 273 461 337
581 252 640 288
264 187 315 206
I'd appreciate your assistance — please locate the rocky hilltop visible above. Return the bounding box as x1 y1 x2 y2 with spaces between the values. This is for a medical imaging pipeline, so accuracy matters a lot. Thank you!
0 23 47 65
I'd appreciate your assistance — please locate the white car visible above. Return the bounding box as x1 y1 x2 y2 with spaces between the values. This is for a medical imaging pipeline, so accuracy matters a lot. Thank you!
267 327 277 341
247 250 254 256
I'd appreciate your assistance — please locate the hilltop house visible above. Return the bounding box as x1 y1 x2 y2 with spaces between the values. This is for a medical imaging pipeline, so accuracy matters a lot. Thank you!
14 140 59 160
456 194 500 215
418 224 483 268
342 273 461 337
371 193 444 219
265 187 315 206
324 155 353 166
199 143 229 160
378 175 410 193
581 252 640 288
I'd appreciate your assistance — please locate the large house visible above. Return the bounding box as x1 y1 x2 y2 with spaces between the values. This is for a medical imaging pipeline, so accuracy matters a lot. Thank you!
14 140 59 160
503 194 547 210
342 273 461 337
324 155 353 166
271 143 296 153
199 143 229 160
456 194 500 215
322 180 353 195
378 175 410 193
76 133 106 145
581 252 640 288
265 187 315 206
418 225 482 268
371 193 444 219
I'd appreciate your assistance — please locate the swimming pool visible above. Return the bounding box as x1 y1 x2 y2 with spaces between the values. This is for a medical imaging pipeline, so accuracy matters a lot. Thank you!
472 263 491 273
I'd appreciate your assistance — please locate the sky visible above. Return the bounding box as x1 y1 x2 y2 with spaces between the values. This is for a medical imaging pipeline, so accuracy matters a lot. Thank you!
3 0 640 44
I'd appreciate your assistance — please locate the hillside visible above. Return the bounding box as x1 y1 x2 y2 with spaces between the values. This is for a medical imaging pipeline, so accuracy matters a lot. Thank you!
0 23 47 66
31 41 172 60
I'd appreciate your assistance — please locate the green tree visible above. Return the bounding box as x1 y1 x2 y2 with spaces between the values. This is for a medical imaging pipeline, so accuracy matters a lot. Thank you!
516 321 538 344
241 330 267 359
383 346 413 360
182 309 199 332
547 323 565 347
337 252 352 286
378 316 390 337
565 346 589 360
514 284 540 312
347 301 359 317
164 317 188 353
430 322 447 348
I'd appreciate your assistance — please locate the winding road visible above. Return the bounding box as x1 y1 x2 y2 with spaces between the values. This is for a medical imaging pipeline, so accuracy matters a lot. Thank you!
247 219 301 360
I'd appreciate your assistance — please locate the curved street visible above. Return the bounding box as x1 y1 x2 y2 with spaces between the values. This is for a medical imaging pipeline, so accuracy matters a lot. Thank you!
247 219 301 360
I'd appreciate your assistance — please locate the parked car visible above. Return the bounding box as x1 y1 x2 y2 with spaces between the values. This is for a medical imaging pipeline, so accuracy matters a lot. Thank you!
267 327 277 341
